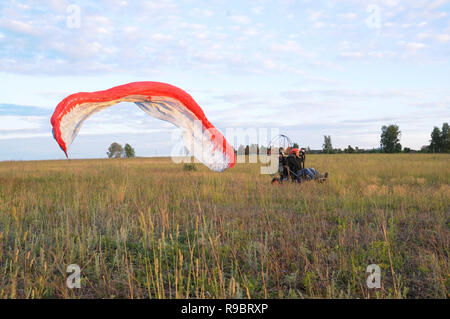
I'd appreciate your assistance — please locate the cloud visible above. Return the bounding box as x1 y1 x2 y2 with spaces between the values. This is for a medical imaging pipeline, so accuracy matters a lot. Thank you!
189 8 213 18
229 14 251 24
418 32 450 43
0 115 46 131
307 10 324 21
281 89 427 100
338 12 358 20
269 40 315 58
143 0 177 11
0 104 51 116
0 19 37 35
397 41 429 51
428 0 450 9
251 6 264 15
339 51 365 58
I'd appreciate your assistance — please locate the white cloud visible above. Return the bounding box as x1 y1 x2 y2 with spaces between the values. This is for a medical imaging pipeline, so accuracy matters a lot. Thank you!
150 33 173 42
0 19 37 35
269 40 314 57
0 116 45 131
43 0 69 12
338 12 357 20
242 28 259 36
379 0 400 7
339 52 365 58
397 41 429 51
307 10 323 21
428 0 450 9
143 0 177 11
312 22 325 29
251 6 264 15
435 34 450 42
368 51 396 59
190 8 214 18
229 15 251 24
418 32 450 43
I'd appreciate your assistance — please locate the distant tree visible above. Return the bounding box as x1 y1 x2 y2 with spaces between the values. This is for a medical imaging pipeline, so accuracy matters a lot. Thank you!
345 145 355 153
107 142 124 158
124 143 136 158
249 144 259 155
259 146 267 155
245 145 250 156
380 125 402 153
420 145 429 153
441 122 450 152
403 147 411 153
322 135 333 154
237 145 246 155
429 127 442 153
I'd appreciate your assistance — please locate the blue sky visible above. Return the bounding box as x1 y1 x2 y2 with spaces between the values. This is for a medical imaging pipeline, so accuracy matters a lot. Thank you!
0 0 449 160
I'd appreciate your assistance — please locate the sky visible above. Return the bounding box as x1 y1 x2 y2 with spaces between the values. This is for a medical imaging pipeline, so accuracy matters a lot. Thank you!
0 0 449 160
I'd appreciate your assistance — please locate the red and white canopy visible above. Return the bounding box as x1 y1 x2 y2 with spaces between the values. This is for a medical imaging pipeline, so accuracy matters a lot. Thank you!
50 81 236 172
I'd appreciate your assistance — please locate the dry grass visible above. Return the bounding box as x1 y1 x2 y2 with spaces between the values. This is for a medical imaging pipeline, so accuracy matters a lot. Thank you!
0 154 448 298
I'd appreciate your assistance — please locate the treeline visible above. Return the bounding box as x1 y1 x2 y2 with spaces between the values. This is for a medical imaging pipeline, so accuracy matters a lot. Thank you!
105 122 449 158
325 122 449 153
234 143 381 155
236 144 269 155
235 122 450 155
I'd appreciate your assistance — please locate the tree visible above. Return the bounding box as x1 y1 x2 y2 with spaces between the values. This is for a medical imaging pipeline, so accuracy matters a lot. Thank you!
107 142 124 158
322 135 333 154
344 145 355 153
259 145 268 155
380 125 402 153
403 147 411 153
124 143 136 158
237 145 246 156
249 144 259 155
429 126 442 153
441 122 450 152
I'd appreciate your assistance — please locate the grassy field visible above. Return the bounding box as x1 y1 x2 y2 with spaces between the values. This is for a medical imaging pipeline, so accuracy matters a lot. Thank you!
0 154 448 299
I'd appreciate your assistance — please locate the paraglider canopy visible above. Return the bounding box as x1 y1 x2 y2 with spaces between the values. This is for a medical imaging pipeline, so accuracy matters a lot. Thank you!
50 81 236 172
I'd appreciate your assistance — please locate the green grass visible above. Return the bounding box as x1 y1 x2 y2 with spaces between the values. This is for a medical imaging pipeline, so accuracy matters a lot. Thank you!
0 154 448 298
